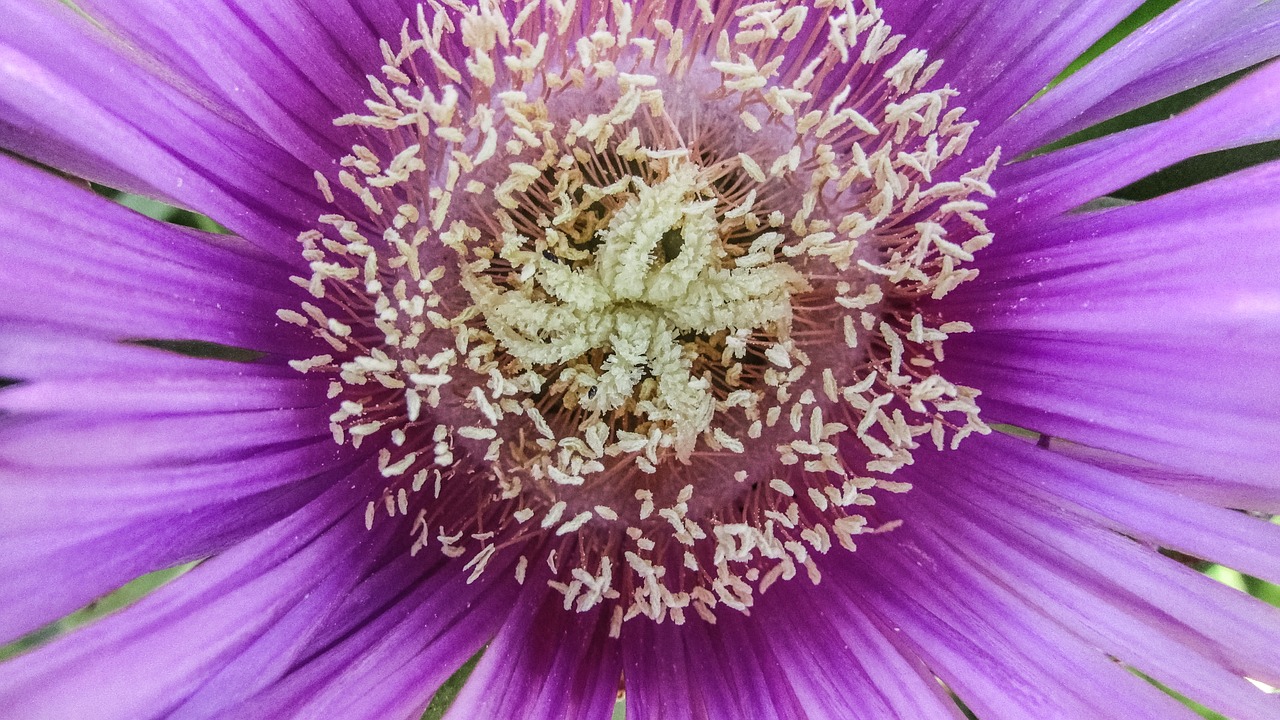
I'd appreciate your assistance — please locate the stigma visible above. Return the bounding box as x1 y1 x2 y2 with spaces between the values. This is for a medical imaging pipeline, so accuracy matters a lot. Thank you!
282 0 997 632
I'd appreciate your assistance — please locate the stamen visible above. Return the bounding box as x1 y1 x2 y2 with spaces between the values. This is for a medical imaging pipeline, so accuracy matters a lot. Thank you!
289 0 998 629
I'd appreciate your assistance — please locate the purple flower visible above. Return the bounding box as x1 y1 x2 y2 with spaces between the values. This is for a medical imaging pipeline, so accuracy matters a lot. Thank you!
2 0 1279 718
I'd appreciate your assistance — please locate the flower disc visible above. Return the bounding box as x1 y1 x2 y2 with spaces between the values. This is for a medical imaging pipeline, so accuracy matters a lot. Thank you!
286 0 998 630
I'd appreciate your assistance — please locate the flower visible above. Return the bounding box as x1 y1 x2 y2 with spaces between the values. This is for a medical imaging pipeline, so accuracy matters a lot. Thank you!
1 0 1279 718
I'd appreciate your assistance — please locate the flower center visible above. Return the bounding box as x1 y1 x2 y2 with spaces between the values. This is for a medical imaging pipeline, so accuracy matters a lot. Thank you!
284 0 998 630
464 161 806 469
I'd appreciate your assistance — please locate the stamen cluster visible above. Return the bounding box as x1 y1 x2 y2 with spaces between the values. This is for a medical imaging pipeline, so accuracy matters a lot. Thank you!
282 0 998 631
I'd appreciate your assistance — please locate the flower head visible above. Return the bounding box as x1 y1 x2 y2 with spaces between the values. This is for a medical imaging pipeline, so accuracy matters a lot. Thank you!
1 0 1279 718
296 0 997 626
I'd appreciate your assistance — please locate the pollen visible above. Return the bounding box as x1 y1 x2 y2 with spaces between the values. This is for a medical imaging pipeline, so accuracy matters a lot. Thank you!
287 0 997 629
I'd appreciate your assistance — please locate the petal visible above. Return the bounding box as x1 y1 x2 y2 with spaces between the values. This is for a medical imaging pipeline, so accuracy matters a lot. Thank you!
0 480 373 720
938 332 1280 508
0 1 328 255
976 434 1280 592
621 606 806 719
993 61 1280 225
1008 0 1280 154
446 571 621 720
0 157 314 354
174 551 515 720
739 580 964 720
0 434 354 643
884 0 1143 145
0 343 318 416
0 402 333 470
68 0 415 169
834 447 1237 720
869 437 1280 718
835 549 1198 720
943 160 1280 495
0 327 346 641
942 438 1280 681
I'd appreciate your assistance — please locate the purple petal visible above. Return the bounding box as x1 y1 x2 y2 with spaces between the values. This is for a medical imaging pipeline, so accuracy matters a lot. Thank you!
837 550 1199 720
0 157 316 354
882 437 1280 719
942 160 1280 495
0 437 355 643
0 1 328 255
0 480 378 720
0 347 318 416
0 328 268 382
446 571 620 720
1042 441 1280 514
1008 0 1280 154
173 551 515 720
835 448 1233 720
940 445 1280 690
67 0 416 170
1012 438 1280 587
0 401 334 469
993 61 1280 226
0 327 348 640
883 0 1143 145
739 580 964 720
944 331 1280 507
621 606 806 719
